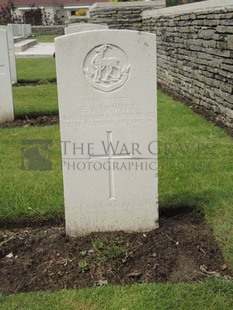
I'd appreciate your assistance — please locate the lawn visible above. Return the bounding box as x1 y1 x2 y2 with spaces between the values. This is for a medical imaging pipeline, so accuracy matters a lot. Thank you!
15 57 58 115
1 58 232 308
13 84 58 116
0 279 233 310
0 125 63 220
32 34 59 43
16 58 56 82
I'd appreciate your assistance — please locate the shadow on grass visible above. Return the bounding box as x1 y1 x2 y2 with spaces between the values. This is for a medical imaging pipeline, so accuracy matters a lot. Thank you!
0 212 64 229
159 190 214 218
15 112 59 120
16 78 57 85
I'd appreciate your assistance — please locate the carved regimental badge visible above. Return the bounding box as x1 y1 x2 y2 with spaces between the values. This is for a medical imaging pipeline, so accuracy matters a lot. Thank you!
83 44 130 92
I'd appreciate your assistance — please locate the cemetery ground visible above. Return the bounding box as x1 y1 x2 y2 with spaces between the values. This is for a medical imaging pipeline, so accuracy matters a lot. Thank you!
32 35 58 43
0 57 233 309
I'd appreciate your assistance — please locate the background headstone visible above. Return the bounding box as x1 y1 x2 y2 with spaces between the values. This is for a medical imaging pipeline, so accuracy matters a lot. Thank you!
55 30 158 236
0 29 14 123
8 24 19 37
67 22 82 27
24 24 32 37
65 23 108 35
0 25 17 84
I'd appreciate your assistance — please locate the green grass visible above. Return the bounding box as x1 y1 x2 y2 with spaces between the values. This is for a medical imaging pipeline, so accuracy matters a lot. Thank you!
16 58 56 82
0 279 233 309
13 84 58 116
0 126 63 220
158 91 233 266
32 34 59 43
0 89 233 308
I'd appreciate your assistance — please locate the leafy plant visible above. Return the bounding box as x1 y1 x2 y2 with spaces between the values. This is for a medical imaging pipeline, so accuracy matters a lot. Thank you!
80 250 87 257
79 260 90 272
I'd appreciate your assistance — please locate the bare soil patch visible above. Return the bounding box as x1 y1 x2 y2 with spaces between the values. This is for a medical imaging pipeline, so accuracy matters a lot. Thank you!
0 208 231 295
0 115 59 128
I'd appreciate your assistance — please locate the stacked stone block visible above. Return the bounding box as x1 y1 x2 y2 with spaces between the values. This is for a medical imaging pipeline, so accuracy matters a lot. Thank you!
143 7 233 127
90 1 166 31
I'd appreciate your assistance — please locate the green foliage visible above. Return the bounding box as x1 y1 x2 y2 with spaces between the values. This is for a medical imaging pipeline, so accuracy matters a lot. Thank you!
79 260 90 272
92 237 128 262
0 279 233 309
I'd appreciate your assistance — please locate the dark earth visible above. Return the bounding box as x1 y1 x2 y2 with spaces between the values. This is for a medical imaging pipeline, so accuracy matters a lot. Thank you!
0 208 232 295
0 115 59 128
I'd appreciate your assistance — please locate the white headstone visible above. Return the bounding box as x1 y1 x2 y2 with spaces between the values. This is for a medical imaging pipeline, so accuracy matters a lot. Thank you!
0 25 17 84
67 22 82 27
65 23 108 35
8 24 14 36
0 29 14 123
18 24 25 37
55 30 158 236
24 24 31 37
8 24 19 37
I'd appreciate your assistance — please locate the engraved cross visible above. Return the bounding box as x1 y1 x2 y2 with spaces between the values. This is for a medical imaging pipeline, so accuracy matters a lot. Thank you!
89 131 132 200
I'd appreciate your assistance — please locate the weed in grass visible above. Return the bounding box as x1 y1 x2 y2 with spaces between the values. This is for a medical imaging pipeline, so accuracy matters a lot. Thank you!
92 240 104 251
90 237 130 277
80 250 88 257
79 260 90 272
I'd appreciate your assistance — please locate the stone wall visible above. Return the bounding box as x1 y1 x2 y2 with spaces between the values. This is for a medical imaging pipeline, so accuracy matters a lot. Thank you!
32 26 65 35
90 1 166 30
65 17 89 27
143 1 233 127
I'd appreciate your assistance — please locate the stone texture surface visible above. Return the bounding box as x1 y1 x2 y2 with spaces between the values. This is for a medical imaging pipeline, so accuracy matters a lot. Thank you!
142 6 233 127
90 1 166 31
55 30 158 236
32 26 65 35
8 24 31 38
0 29 14 123
0 25 17 84
65 17 89 27
65 23 108 35
143 0 233 17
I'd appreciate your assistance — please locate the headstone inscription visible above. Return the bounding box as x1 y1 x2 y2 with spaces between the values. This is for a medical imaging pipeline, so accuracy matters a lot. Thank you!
55 30 158 236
